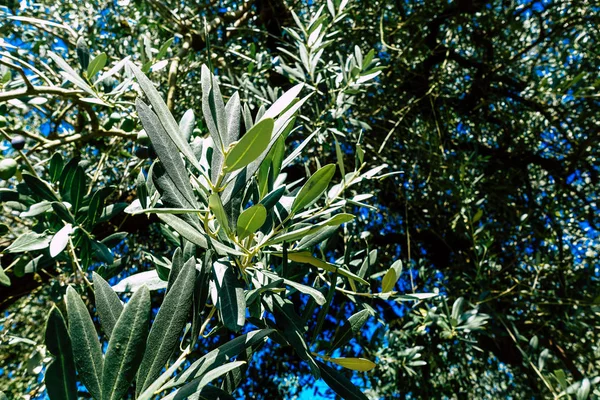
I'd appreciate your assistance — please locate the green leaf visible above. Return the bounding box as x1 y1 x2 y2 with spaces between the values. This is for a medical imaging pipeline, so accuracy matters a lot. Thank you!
317 361 368 400
208 193 230 234
136 99 198 208
328 357 376 371
236 204 266 240
166 329 273 390
87 52 107 78
157 37 174 59
44 307 77 400
278 251 368 285
129 62 203 172
157 214 242 256
291 164 336 214
201 64 227 152
330 309 370 351
224 118 274 172
48 51 94 95
102 286 150 400
272 296 320 378
92 272 124 339
136 252 196 396
76 37 90 70
52 202 75 224
0 265 10 287
6 231 50 253
49 153 64 183
213 260 246 332
66 286 104 400
22 173 60 202
70 166 86 213
381 260 402 293
169 361 246 400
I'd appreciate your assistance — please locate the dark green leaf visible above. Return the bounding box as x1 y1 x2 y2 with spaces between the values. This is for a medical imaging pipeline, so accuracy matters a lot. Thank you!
157 213 242 256
49 153 64 183
70 166 86 213
330 309 370 351
136 252 196 396
52 202 75 224
66 286 104 400
166 329 273 389
22 173 60 202
213 260 246 332
92 272 124 339
317 361 368 400
45 307 77 400
102 286 150 400
136 99 198 208
76 37 90 70
129 62 203 172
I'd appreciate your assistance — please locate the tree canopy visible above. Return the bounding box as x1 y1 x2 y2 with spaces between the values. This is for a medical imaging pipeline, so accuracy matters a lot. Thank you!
0 0 598 399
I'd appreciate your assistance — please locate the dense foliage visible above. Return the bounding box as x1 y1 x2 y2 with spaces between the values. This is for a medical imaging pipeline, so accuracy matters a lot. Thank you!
0 0 599 399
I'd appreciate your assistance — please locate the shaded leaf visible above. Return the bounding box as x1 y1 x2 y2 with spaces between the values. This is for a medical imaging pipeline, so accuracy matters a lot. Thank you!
66 286 104 400
45 307 77 400
213 260 246 332
92 272 124 339
317 361 368 400
102 286 150 400
136 252 196 395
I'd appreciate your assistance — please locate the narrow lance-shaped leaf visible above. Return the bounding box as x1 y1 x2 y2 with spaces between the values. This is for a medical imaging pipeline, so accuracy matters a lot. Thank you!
22 173 60 202
136 253 196 396
137 99 198 208
92 272 124 338
317 361 368 400
87 52 107 78
102 286 151 400
66 286 104 400
201 65 227 152
128 62 204 172
163 362 246 400
291 164 336 214
381 259 402 293
70 166 86 213
224 91 241 145
156 214 242 256
330 309 371 351
165 329 273 390
328 357 376 372
179 109 195 142
209 193 231 234
224 118 274 173
44 307 78 400
213 260 246 332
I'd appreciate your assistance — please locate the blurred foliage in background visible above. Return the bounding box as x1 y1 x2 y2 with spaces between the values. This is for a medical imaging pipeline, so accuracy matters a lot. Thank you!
0 0 599 399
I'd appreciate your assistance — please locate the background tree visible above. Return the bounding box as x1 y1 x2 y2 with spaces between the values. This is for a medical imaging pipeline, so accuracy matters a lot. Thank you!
0 0 599 399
